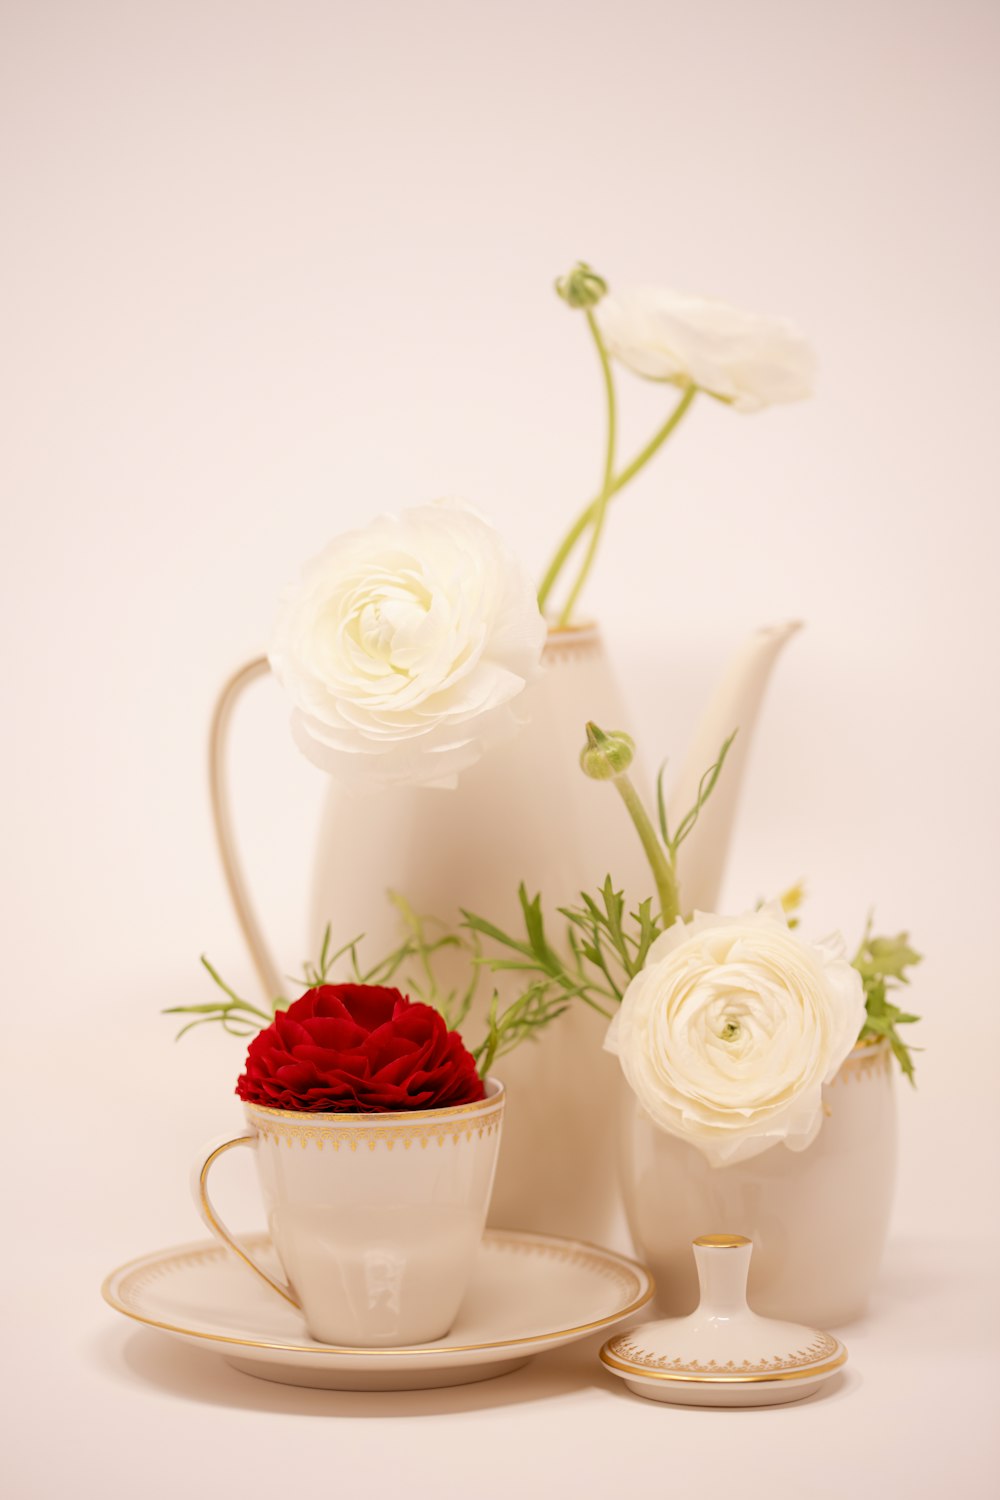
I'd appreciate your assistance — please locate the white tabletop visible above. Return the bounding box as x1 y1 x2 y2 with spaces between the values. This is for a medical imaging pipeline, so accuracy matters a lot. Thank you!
11 1217 997 1499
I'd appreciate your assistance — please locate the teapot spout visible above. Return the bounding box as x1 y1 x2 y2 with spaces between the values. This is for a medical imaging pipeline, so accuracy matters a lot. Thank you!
665 621 802 914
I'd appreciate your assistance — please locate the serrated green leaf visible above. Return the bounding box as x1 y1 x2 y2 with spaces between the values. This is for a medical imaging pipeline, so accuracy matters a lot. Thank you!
855 918 922 1085
887 1030 918 1085
868 934 922 980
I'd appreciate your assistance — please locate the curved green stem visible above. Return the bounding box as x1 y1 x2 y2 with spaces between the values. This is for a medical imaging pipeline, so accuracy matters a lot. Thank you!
538 382 698 616
557 311 617 628
612 772 680 927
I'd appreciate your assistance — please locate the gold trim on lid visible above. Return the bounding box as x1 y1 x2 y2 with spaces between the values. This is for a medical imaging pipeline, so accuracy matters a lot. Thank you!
600 1337 847 1385
692 1234 752 1249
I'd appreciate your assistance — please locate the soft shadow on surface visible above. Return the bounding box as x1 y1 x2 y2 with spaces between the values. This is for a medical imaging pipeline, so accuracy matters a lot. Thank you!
87 1324 608 1418
595 1363 859 1413
829 1235 981 1353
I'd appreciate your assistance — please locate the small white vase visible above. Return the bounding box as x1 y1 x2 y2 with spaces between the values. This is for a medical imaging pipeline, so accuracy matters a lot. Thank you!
620 1040 897 1327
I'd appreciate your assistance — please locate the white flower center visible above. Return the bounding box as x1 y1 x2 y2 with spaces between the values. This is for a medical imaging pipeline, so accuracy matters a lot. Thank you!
606 908 867 1166
355 595 423 670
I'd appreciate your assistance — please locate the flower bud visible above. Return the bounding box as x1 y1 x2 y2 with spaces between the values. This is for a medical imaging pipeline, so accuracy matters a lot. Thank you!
555 262 608 310
580 722 635 780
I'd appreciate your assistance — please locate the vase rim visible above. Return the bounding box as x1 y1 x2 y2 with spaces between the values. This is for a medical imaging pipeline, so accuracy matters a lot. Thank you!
543 622 602 660
545 620 599 638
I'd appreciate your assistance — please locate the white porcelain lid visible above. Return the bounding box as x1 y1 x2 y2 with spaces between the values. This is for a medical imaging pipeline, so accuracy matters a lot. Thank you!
600 1235 847 1387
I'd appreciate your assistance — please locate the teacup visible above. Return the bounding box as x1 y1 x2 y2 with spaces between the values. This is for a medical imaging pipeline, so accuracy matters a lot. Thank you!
193 1080 504 1346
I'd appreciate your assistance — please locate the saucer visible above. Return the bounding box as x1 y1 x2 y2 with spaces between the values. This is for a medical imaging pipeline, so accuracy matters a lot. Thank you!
103 1228 653 1391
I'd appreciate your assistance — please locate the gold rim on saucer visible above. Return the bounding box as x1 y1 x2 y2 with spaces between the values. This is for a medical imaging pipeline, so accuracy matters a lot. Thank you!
102 1229 655 1358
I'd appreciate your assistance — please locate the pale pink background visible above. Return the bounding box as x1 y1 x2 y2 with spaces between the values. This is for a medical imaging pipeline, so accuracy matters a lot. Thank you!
3 1 998 1495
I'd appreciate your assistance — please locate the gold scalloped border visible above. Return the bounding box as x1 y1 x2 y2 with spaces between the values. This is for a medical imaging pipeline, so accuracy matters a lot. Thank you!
605 1329 839 1377
836 1040 891 1083
246 1087 503 1125
101 1230 654 1357
250 1110 502 1152
543 623 601 663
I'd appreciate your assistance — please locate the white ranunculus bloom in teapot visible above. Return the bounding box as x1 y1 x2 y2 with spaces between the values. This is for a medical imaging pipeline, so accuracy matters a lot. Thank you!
597 285 815 413
269 499 546 789
604 905 866 1166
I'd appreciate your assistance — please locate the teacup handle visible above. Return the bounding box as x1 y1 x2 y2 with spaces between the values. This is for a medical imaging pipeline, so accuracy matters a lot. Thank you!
209 657 283 1002
192 1130 301 1308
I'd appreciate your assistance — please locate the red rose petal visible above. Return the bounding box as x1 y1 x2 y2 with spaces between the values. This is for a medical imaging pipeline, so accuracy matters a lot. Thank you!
235 983 485 1113
299 1016 372 1050
324 984 404 1031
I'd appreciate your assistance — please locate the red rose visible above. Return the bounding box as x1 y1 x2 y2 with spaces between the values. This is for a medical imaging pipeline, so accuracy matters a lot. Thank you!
235 984 485 1113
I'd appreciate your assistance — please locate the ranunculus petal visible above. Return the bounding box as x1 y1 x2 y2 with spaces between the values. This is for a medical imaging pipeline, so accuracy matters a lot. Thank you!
605 909 865 1167
597 287 815 414
269 501 546 789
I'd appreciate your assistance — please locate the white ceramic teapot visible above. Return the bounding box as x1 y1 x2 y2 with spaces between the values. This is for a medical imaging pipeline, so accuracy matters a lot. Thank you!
209 621 800 1241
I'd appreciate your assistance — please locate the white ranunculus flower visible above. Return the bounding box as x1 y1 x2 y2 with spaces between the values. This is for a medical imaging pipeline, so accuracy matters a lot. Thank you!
597 287 815 412
605 906 865 1167
269 500 546 789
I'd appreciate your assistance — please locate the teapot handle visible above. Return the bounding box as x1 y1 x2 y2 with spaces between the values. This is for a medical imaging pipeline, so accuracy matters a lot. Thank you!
209 656 283 1001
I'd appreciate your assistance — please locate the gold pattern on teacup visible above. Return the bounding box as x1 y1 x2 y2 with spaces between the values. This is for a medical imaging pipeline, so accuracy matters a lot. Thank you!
251 1111 503 1153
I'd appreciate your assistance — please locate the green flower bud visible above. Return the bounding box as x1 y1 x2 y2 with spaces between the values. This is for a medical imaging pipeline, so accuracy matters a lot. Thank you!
580 722 635 780
555 261 608 310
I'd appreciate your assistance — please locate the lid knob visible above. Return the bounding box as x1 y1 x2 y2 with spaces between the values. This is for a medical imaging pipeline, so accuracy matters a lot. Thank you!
692 1233 753 1315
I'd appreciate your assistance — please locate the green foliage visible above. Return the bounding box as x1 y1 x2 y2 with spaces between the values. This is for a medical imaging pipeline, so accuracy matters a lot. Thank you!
762 891 922 1081
464 876 661 1019
164 893 574 1081
162 917 440 1044
378 893 481 1033
852 922 923 1085
656 730 737 861
166 825 924 1093
463 726 745 1058
554 261 608 310
471 985 571 1078
162 957 279 1041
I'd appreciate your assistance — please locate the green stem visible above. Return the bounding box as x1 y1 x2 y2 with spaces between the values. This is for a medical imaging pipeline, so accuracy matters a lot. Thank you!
612 772 681 927
556 311 617 628
537 382 698 616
